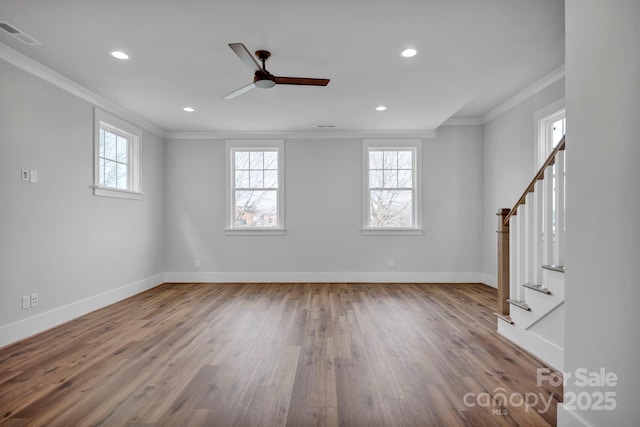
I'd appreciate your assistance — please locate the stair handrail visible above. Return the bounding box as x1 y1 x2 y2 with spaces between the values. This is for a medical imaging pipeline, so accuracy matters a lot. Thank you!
495 135 566 319
503 135 566 225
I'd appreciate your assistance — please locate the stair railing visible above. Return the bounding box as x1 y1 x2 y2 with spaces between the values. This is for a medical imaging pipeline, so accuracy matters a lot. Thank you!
496 136 566 319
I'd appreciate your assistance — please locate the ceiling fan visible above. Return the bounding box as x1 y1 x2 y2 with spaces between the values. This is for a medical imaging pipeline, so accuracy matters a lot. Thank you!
222 43 330 100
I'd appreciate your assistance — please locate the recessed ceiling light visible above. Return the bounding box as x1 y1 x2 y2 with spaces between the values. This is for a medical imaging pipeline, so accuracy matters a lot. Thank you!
183 107 195 112
376 106 387 111
111 50 129 59
110 50 129 60
401 48 417 58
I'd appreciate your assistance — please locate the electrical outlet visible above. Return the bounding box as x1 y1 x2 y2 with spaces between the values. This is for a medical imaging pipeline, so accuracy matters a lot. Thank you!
31 293 39 307
21 169 30 181
194 259 200 268
29 169 38 183
22 295 30 310
388 259 395 268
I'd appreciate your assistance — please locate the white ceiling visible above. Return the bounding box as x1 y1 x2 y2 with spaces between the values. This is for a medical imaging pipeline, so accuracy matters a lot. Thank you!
0 0 564 134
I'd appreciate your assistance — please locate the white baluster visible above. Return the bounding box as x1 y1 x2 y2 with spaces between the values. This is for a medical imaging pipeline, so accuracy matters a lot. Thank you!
517 205 526 301
510 213 519 302
533 180 544 284
544 163 555 265
525 192 535 286
556 150 566 266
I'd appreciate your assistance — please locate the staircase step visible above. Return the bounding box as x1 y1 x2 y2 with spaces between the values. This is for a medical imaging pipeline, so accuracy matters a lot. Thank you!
542 264 565 273
523 283 551 294
507 299 531 311
493 312 514 324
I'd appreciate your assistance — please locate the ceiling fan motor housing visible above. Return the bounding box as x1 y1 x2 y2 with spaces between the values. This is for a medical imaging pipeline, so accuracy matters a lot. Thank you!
254 71 276 88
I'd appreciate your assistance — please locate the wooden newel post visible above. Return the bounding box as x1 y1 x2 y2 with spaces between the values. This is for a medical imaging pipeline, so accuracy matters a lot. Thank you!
496 208 511 316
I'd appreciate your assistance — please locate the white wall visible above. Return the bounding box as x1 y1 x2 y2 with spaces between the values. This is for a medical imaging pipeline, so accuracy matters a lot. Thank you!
562 1 640 425
0 60 166 347
482 79 565 285
164 126 484 282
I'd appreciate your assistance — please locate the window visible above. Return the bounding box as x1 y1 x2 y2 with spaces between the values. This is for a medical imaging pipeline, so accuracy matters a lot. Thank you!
93 108 142 200
535 102 566 240
226 140 284 235
363 139 422 235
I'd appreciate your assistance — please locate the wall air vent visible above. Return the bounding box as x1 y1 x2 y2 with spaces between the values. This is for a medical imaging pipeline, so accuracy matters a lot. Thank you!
0 21 42 45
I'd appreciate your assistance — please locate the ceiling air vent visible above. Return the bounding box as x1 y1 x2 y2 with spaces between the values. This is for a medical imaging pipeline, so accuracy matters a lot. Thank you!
0 21 42 45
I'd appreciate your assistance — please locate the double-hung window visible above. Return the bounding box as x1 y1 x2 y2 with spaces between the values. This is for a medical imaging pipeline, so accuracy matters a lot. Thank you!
226 140 285 235
93 108 142 200
363 139 422 235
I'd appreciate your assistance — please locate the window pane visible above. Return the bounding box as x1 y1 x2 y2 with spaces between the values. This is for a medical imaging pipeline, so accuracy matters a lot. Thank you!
369 189 413 227
116 136 128 163
235 151 249 169
234 190 278 227
397 151 413 169
369 170 383 188
552 118 565 147
103 131 117 160
264 170 278 188
116 163 128 189
249 151 264 169
103 159 117 188
383 169 397 188
235 170 249 188
264 151 278 170
249 170 264 188
383 151 398 169
397 169 413 188
369 151 383 169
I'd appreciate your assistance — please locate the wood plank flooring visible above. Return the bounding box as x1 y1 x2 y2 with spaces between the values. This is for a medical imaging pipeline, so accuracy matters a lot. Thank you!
0 283 562 426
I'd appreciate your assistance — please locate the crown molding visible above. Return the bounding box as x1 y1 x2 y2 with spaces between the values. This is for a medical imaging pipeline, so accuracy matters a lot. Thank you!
482 64 565 124
165 129 437 140
0 42 166 137
440 117 484 126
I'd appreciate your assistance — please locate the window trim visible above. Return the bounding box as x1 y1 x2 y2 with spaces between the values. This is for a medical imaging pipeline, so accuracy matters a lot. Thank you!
225 139 285 235
93 108 143 200
362 139 423 235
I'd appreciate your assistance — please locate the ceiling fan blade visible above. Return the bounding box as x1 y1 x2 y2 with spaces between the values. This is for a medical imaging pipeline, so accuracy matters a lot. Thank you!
274 76 330 86
228 43 261 72
222 82 256 100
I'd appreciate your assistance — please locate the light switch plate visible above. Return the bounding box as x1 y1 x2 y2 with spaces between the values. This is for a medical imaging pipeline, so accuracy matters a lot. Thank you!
21 169 29 181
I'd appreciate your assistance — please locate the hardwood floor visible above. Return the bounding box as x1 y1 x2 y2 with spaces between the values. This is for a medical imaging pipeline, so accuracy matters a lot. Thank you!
0 283 562 426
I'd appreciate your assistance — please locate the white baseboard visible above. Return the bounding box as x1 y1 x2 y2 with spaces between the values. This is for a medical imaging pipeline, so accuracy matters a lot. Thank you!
557 404 594 427
164 271 487 284
0 273 165 349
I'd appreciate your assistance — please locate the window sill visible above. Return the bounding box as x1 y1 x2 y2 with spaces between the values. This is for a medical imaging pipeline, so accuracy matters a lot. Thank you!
93 186 144 200
225 228 286 236
362 228 424 236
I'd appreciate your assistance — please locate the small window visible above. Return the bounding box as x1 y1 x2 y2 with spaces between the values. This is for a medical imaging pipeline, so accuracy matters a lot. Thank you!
226 140 284 235
93 108 142 200
363 139 423 235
